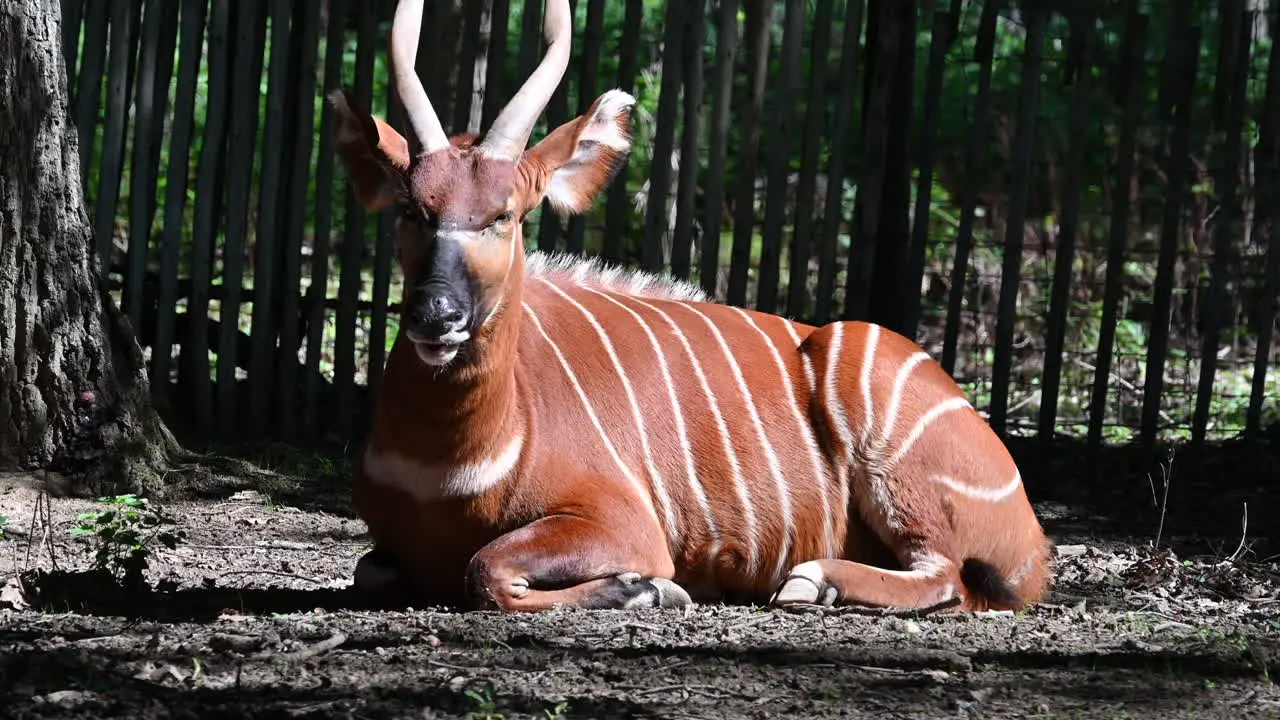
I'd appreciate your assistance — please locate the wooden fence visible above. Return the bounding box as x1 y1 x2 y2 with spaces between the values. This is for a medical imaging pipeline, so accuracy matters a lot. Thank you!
63 0 1280 455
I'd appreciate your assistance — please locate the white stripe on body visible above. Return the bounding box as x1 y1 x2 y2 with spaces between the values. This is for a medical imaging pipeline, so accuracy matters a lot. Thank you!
822 323 855 539
782 320 838 558
521 301 663 529
738 310 835 561
536 280 680 543
673 303 795 585
579 284 721 547
624 294 759 575
932 470 1024 503
362 434 524 502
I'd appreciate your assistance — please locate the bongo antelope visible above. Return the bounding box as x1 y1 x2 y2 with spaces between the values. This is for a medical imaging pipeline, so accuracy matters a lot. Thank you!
330 0 1052 613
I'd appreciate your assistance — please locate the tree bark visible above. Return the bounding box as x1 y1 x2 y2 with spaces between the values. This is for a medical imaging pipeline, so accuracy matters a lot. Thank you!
0 0 180 495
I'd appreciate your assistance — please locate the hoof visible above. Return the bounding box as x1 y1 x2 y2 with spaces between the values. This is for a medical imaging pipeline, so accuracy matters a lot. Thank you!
771 561 838 607
584 572 694 610
353 547 404 596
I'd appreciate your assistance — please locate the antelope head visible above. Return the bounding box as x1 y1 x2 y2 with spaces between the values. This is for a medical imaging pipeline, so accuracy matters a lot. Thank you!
329 0 635 369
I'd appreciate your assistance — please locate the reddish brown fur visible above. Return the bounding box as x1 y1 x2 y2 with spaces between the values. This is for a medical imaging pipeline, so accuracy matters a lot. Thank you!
331 5 1051 614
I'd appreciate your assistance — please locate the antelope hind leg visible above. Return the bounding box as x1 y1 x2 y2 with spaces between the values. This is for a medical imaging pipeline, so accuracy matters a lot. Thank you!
465 513 692 612
771 553 963 611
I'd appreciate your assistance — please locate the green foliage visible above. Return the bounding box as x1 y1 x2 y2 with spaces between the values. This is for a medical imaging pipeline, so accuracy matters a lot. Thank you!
0 514 7 539
70 494 186 588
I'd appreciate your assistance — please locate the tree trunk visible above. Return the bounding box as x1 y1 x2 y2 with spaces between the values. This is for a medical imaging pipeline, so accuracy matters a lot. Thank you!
0 0 180 495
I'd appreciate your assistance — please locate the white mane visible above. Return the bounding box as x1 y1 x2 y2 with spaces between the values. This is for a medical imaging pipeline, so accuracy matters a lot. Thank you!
524 251 710 303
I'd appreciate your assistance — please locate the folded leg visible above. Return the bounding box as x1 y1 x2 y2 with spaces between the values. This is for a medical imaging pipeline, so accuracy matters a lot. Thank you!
465 512 690 612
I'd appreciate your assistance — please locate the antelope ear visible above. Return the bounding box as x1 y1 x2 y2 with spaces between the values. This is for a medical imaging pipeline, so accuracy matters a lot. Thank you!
524 89 635 217
328 89 411 211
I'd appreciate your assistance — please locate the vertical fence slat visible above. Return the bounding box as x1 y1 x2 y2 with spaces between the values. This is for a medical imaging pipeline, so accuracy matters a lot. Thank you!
1247 11 1280 438
813 0 865 326
274 0 320 442
940 0 999 375
123 0 164 329
480 0 511 129
93 0 138 267
698 0 741 298
726 0 776 307
303 0 351 445
152 0 209 397
987 3 1045 437
333 0 377 441
187 0 232 439
670 0 706 281
785 0 835 320
62 0 84 89
1038 11 1095 442
216 1 268 438
75 0 109 191
1141 22 1201 446
144 0 181 209
755 0 805 314
600 0 643 264
247 0 295 437
1192 13 1253 444
841 0 899 322
368 58 405 419
900 9 953 340
452 0 487 134
1086 10 1147 448
537 0 579 252
639 0 686 273
565 0 606 256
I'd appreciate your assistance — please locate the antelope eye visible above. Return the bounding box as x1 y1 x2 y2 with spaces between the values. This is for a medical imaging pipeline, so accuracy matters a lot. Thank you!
493 212 512 225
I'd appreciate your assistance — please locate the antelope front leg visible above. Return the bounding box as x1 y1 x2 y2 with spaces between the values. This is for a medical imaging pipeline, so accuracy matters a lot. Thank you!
465 514 691 612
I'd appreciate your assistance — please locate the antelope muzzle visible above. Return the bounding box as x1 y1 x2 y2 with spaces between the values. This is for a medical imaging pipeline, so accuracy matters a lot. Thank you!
404 235 475 367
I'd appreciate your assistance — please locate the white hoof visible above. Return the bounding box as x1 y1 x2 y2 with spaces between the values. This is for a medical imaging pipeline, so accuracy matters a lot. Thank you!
771 561 837 606
649 577 694 609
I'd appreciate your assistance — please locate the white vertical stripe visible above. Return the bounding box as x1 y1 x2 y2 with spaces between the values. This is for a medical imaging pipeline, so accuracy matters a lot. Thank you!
823 324 855 537
782 319 837 560
674 303 794 584
626 295 760 574
521 302 662 529
859 324 880 448
579 284 720 543
536 280 680 542
741 310 835 561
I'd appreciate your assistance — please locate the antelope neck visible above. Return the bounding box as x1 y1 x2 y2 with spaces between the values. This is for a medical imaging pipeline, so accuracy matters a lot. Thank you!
373 292 524 462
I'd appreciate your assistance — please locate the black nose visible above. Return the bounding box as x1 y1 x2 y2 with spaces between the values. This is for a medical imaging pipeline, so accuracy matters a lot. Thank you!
424 295 463 322
417 294 464 325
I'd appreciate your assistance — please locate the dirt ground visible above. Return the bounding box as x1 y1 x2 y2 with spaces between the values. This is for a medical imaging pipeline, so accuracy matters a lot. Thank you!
1 458 1279 719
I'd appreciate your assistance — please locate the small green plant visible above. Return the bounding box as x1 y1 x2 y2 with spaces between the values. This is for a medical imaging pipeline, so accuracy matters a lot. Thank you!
0 514 8 539
70 494 185 588
542 701 570 719
465 683 503 720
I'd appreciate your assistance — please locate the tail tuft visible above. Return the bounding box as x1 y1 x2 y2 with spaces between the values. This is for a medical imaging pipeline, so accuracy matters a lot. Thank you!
960 558 1023 610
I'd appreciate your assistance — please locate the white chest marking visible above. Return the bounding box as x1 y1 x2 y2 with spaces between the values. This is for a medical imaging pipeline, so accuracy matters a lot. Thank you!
362 434 524 502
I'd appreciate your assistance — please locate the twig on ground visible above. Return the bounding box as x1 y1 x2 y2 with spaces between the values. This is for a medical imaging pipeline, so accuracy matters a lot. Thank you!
269 632 347 662
1151 448 1174 549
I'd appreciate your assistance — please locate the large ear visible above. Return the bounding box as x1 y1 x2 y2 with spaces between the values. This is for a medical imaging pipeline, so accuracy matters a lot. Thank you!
328 89 412 211
523 89 635 217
